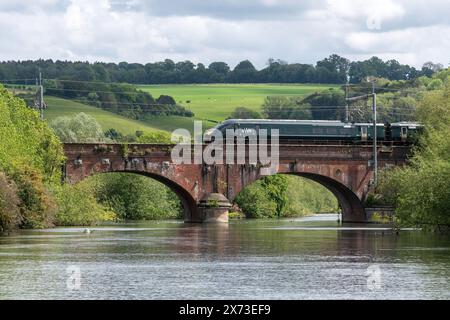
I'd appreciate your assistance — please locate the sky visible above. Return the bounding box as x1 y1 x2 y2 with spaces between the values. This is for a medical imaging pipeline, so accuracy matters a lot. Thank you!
0 0 448 69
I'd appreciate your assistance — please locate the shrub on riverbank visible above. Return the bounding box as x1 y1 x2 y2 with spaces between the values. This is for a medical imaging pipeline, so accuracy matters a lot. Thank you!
380 81 450 229
12 166 57 229
0 173 21 232
53 183 116 226
235 175 338 218
0 87 65 231
86 173 182 220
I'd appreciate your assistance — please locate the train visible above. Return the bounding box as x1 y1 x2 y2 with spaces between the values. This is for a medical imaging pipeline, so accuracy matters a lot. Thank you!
204 119 422 143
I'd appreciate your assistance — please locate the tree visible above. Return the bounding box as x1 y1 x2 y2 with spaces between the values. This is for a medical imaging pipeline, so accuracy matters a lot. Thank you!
260 175 289 217
422 61 444 73
262 96 312 120
427 78 443 91
380 83 450 228
228 107 262 119
302 88 345 120
0 87 64 230
50 113 109 143
104 128 123 141
90 173 182 220
316 54 350 83
229 60 258 83
156 95 176 105
136 131 172 143
208 62 230 75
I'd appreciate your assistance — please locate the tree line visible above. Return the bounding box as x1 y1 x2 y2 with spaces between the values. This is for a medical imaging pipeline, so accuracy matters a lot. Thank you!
0 55 443 85
44 80 194 119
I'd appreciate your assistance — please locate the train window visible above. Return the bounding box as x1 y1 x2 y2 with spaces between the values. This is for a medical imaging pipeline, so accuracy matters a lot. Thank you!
401 127 408 141
361 126 368 141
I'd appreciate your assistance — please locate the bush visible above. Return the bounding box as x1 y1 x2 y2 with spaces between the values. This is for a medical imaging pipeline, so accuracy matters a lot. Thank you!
87 173 182 220
0 172 21 232
228 107 262 119
136 131 172 143
235 184 278 218
235 175 339 218
53 183 116 226
0 87 65 184
12 166 57 229
380 83 450 229
50 112 110 143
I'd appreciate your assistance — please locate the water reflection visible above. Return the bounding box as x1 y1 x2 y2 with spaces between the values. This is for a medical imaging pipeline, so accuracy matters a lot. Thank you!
0 214 449 299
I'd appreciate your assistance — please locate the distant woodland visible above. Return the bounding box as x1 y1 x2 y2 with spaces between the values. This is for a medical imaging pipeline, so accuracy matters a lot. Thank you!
0 55 443 85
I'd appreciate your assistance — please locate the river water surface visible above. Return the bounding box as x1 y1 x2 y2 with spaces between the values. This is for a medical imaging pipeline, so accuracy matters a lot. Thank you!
0 214 449 299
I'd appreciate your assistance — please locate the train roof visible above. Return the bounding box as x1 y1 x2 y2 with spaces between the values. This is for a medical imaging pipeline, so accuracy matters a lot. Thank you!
391 122 422 127
219 119 347 127
354 122 385 126
217 119 422 128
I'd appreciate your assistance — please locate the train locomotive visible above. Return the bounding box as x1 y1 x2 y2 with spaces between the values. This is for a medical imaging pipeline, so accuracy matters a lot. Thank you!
204 119 422 143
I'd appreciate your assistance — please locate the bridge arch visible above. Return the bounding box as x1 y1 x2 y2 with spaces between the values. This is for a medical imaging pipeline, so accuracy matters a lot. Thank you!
79 170 199 223
292 172 366 222
231 172 366 222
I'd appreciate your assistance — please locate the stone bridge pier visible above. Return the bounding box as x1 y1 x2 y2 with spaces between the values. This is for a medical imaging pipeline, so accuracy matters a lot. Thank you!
63 143 411 223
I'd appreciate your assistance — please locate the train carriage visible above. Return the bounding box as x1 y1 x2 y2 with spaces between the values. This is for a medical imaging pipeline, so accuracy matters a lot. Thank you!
204 119 422 143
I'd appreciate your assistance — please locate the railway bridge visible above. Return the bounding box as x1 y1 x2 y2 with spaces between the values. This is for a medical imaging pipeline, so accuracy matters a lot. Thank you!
63 142 411 223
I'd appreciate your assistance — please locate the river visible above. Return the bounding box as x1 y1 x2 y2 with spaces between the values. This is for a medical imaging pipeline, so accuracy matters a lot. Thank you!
0 214 449 299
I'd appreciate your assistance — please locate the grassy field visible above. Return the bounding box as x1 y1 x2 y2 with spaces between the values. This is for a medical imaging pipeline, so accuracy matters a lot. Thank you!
45 96 166 135
45 84 337 134
138 83 337 122
45 96 214 135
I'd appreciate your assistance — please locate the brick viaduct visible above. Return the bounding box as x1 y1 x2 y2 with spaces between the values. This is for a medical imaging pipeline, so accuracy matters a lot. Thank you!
63 143 411 223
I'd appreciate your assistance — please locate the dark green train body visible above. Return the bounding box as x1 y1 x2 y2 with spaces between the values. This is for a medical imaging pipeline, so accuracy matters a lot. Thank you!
205 119 422 142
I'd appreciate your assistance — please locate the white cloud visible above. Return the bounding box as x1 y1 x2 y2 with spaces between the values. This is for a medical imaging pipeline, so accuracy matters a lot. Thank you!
0 0 448 68
345 25 450 66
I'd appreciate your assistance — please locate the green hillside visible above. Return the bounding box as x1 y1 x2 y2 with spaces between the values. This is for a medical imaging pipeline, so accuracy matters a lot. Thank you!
138 83 338 121
45 84 337 134
45 96 166 135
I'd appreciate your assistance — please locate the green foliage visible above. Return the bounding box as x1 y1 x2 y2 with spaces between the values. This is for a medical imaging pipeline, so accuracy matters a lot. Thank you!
0 56 425 86
0 87 65 184
87 173 182 220
105 128 123 141
380 83 450 229
228 211 246 219
52 183 116 226
136 131 172 143
12 166 57 229
262 96 312 120
140 84 335 125
283 176 339 216
0 87 66 230
301 88 345 120
50 112 110 143
260 175 289 217
427 78 443 91
45 96 165 135
228 107 262 119
45 80 193 119
235 183 278 218
119 144 129 158
235 175 338 218
0 172 21 232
